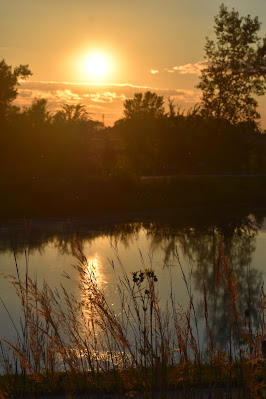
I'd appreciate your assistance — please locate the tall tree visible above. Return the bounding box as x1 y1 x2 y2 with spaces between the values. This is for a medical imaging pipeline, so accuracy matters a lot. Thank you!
123 91 165 119
197 4 266 124
24 98 51 127
53 103 91 124
0 59 32 119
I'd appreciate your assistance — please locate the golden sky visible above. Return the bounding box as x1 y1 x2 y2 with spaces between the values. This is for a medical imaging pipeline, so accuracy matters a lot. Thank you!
1 0 266 126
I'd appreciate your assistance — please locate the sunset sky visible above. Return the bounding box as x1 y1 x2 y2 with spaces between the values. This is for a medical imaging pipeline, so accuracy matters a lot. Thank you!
1 0 266 126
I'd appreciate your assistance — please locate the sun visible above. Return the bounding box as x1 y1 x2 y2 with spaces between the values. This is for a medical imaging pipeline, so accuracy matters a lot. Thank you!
85 53 108 78
77 51 112 82
71 46 121 83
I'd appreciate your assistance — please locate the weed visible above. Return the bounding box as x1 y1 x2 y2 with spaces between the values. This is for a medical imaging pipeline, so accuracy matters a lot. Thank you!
0 237 265 398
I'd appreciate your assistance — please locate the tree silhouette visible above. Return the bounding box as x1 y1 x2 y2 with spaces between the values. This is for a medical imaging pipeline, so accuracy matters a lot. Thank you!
0 59 32 119
53 103 91 124
197 4 266 124
24 98 51 127
123 91 165 119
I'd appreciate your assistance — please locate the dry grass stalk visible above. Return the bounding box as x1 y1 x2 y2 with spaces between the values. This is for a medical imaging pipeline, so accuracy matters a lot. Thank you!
0 236 264 398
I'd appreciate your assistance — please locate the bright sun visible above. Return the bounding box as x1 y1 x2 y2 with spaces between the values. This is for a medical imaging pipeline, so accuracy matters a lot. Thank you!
77 51 112 82
71 46 120 83
85 53 108 78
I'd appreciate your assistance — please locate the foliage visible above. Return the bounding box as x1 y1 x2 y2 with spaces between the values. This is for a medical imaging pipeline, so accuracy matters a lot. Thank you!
197 4 266 124
23 98 51 126
123 91 165 119
0 59 32 119
53 103 92 125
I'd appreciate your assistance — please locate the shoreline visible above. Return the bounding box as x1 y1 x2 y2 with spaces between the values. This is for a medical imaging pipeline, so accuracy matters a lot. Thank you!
1 175 266 219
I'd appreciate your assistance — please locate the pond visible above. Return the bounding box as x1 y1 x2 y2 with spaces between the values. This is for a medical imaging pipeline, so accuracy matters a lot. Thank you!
0 207 265 357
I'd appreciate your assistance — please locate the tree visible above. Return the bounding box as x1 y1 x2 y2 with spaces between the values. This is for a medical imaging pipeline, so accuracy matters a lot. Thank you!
53 103 91 124
24 98 51 126
123 91 165 119
52 103 104 133
197 4 266 124
0 59 32 118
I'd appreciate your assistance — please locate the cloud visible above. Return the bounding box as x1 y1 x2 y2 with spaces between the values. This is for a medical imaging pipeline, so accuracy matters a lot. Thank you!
90 91 126 103
150 61 209 75
169 61 209 75
14 80 200 126
55 89 82 102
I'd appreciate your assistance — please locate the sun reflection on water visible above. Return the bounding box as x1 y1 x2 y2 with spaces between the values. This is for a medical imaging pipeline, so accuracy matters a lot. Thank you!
86 255 104 287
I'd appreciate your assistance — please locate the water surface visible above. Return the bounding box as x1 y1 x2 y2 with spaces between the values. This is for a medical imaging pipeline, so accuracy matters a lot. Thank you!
0 208 265 351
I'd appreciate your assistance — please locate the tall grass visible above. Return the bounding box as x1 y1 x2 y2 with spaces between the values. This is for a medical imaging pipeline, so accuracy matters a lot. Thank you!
0 236 265 398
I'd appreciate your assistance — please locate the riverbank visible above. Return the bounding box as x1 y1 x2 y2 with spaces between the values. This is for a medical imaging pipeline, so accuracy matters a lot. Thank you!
1 175 266 219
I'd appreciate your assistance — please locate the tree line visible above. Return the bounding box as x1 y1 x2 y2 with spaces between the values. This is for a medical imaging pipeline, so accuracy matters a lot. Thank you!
1 4 266 180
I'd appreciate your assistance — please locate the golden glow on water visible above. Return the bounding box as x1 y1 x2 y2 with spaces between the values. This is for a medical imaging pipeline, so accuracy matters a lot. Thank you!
86 255 104 286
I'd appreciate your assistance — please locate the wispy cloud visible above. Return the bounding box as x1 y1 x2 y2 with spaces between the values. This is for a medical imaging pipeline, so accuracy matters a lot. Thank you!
149 61 210 75
14 80 200 125
171 61 209 75
90 91 126 103
55 89 82 102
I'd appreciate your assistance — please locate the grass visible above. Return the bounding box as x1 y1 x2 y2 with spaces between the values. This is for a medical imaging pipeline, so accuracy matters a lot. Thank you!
0 236 265 398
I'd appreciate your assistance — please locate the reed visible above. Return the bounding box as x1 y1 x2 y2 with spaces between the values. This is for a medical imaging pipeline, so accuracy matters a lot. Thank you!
0 236 265 398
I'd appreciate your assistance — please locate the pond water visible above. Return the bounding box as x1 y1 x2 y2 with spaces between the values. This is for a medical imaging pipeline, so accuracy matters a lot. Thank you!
0 208 265 355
